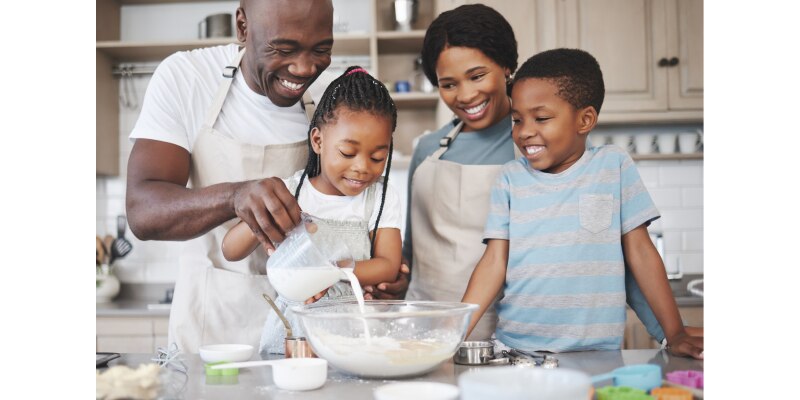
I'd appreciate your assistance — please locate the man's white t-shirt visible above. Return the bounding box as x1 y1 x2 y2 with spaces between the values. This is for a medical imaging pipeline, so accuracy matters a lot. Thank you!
129 44 335 151
284 170 402 230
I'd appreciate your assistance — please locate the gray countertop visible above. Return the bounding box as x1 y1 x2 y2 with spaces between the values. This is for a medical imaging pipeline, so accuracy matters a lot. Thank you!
669 274 704 307
96 283 173 317
102 350 703 399
96 275 703 317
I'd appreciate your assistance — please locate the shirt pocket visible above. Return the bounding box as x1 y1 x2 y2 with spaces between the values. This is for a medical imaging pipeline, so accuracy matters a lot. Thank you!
579 194 613 233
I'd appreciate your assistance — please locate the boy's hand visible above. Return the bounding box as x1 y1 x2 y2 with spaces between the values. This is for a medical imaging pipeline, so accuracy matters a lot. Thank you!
666 331 704 360
363 262 410 300
685 326 703 337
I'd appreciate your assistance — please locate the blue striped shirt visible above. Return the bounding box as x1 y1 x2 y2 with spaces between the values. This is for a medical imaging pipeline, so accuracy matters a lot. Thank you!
484 145 660 352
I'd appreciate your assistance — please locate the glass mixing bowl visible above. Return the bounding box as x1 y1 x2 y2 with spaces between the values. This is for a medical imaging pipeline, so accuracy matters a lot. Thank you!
292 300 477 378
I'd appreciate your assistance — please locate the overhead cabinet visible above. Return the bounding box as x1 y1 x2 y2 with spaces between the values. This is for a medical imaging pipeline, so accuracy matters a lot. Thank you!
535 0 702 122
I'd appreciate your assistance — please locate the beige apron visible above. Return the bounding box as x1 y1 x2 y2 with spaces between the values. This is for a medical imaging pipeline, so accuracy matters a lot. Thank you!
168 48 314 353
406 120 520 340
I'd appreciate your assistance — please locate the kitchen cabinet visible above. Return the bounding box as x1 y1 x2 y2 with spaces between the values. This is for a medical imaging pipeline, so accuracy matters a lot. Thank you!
623 305 703 349
95 0 445 174
535 0 703 124
96 316 169 353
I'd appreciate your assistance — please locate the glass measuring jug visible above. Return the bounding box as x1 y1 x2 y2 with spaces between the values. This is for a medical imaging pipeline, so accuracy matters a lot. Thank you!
266 213 355 302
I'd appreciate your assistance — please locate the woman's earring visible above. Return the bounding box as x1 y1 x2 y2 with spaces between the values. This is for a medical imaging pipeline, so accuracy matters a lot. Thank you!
316 155 321 174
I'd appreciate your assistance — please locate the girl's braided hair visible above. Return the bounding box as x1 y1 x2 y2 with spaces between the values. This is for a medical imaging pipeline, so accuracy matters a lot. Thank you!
295 66 398 257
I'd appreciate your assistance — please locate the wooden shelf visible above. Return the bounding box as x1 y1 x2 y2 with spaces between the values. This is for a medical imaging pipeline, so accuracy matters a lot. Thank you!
598 110 704 125
391 92 439 108
631 153 703 161
376 30 426 54
96 33 372 62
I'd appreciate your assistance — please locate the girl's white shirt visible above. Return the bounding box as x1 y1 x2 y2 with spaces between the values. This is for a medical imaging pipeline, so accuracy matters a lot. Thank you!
284 170 402 230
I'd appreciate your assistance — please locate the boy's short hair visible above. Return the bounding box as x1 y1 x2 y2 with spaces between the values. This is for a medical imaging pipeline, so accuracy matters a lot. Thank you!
513 48 605 114
421 4 518 87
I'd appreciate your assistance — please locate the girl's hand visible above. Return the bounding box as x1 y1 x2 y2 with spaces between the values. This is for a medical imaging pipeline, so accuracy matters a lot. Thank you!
363 262 410 300
304 288 329 304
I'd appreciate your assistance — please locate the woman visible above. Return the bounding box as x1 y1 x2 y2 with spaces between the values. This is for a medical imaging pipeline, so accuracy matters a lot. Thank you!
402 4 519 339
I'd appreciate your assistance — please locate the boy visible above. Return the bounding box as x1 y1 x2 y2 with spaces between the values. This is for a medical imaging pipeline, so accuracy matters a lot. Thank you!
461 48 703 359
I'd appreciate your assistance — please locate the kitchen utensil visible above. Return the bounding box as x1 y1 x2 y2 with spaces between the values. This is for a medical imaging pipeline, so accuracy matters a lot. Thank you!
660 379 704 399
506 348 559 368
103 235 114 264
656 133 677 154
611 134 632 152
395 80 411 93
293 300 477 378
651 386 693 400
591 364 662 393
111 215 133 262
678 131 699 154
453 341 494 365
633 134 655 155
266 213 354 302
96 272 121 303
375 382 459 400
211 358 327 391
262 293 316 358
665 370 703 389
595 385 651 400
393 0 418 31
96 352 121 368
458 367 591 400
199 344 254 364
96 236 106 266
198 13 232 39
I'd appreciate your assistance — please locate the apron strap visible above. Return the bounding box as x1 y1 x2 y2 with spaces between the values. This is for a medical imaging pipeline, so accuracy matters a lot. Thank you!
202 47 247 128
363 178 378 228
430 119 522 160
430 120 464 160
301 92 316 122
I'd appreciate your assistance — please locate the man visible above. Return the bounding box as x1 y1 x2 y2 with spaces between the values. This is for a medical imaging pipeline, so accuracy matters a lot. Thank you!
125 0 335 353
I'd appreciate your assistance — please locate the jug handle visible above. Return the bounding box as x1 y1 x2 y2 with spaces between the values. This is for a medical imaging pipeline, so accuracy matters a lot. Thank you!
591 372 615 384
198 19 206 39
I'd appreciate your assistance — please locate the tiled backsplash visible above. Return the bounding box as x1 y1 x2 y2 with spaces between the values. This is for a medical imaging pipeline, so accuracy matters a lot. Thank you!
97 74 704 282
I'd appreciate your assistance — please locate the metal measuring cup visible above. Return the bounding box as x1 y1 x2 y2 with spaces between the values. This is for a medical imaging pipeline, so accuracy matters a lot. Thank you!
262 294 316 358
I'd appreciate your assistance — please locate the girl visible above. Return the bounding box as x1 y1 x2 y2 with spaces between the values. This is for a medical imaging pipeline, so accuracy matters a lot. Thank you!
222 66 403 355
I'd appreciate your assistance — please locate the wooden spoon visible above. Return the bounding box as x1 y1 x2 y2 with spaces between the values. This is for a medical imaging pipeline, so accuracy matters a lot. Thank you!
96 236 106 266
104 235 114 264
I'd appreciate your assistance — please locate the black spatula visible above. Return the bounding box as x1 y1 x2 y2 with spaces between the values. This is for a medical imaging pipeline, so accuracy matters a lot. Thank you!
110 215 133 264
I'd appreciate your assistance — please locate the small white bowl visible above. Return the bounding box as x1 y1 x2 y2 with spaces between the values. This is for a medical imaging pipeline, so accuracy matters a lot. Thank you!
199 344 254 364
374 382 459 400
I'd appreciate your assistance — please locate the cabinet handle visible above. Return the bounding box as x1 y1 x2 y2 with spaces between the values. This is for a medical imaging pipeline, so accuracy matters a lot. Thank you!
658 58 670 67
669 57 679 66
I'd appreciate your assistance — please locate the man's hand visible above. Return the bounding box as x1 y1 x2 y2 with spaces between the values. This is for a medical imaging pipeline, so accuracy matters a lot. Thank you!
363 262 410 300
233 177 302 252
666 330 704 360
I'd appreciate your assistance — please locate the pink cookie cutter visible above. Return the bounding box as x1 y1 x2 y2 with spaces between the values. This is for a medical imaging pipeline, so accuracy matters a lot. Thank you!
665 370 703 389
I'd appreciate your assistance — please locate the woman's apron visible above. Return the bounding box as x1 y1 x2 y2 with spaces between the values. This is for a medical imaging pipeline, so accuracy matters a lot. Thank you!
406 120 520 340
168 48 314 353
259 174 376 355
